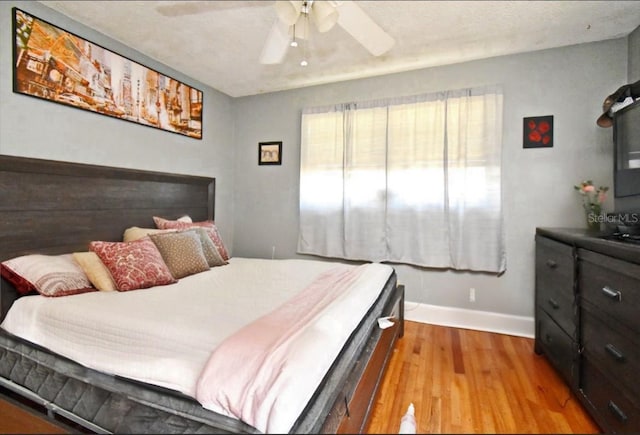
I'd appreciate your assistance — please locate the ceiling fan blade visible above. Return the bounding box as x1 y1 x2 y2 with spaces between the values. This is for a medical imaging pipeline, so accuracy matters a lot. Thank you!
155 1 234 16
312 1 339 33
275 0 303 25
335 1 395 56
156 1 269 17
260 20 291 65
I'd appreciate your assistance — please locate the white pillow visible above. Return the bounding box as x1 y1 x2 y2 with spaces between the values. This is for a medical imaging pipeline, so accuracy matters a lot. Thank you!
73 252 117 292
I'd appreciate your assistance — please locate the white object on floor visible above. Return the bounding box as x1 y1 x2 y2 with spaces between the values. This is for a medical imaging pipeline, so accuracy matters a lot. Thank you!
377 316 395 329
399 403 417 434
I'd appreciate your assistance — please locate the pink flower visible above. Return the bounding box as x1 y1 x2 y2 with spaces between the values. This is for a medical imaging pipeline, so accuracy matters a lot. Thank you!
575 180 609 212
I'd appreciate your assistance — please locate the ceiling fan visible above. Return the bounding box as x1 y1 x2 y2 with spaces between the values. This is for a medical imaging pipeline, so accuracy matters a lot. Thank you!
260 1 395 65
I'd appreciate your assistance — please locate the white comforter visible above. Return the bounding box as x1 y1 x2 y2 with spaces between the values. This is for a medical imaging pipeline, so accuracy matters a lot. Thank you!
1 257 393 433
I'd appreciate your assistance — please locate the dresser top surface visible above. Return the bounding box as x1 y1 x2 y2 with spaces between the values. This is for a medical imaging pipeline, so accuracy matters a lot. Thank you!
536 227 640 265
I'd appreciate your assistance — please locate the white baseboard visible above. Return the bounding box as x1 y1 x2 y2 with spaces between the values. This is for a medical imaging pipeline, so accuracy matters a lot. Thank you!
404 301 535 338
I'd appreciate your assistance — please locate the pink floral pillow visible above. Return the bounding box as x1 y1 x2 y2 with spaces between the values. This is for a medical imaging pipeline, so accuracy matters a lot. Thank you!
89 237 177 292
0 254 95 297
153 216 229 261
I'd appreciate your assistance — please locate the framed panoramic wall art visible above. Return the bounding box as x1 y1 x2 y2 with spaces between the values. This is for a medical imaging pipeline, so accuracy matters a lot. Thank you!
12 7 203 139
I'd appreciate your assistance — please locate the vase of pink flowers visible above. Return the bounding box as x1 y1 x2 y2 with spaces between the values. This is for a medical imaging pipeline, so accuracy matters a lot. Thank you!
574 180 609 232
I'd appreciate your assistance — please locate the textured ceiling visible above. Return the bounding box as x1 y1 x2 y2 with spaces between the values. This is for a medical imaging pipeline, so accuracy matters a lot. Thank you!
39 1 640 97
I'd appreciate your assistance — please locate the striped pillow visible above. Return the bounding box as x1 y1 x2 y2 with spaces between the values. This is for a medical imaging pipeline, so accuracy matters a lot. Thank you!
1 254 95 297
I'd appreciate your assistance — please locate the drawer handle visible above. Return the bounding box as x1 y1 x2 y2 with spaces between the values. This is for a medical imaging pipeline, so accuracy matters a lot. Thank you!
605 344 625 362
601 286 622 302
547 298 560 310
608 400 628 423
545 259 557 269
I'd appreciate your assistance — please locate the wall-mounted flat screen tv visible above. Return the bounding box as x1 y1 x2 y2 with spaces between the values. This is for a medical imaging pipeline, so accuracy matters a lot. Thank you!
614 100 640 197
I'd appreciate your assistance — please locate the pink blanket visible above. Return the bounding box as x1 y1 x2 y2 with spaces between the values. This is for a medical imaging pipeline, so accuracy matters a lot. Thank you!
195 264 369 433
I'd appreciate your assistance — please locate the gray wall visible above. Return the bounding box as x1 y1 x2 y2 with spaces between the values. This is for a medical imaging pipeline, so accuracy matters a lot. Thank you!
231 39 628 319
0 1 236 250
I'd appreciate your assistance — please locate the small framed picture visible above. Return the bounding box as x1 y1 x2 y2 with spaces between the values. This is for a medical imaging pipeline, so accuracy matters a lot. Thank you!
523 115 553 148
259 141 282 165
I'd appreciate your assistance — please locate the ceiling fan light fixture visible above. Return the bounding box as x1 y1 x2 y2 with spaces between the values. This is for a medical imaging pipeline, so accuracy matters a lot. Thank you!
261 0 394 67
275 0 303 26
311 1 338 33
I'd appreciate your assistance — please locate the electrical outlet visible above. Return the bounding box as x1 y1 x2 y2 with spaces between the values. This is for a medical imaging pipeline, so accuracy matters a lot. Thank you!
469 287 476 302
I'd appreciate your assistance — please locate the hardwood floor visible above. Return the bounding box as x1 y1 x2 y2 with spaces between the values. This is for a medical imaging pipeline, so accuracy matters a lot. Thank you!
366 321 600 434
0 393 72 434
0 321 600 434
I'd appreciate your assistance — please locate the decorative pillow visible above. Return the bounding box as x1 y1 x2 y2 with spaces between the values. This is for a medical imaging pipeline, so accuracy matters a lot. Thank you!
190 227 228 267
0 254 95 297
0 262 36 295
149 231 210 279
153 216 229 261
153 215 193 226
123 226 176 242
72 252 117 292
89 238 177 292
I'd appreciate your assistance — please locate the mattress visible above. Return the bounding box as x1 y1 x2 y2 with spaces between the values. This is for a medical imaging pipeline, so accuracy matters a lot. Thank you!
1 257 394 433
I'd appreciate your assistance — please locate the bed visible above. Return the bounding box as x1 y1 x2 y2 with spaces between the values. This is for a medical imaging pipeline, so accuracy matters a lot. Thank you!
0 155 404 434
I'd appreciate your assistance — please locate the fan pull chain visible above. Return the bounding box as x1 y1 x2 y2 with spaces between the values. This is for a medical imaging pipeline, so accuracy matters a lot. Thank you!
290 24 298 47
300 11 309 66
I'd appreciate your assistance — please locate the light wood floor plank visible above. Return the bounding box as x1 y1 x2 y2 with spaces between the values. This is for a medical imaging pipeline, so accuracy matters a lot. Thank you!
366 321 600 434
0 394 69 434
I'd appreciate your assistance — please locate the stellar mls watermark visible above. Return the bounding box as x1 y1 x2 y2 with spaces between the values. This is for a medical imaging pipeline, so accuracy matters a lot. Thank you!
587 212 640 225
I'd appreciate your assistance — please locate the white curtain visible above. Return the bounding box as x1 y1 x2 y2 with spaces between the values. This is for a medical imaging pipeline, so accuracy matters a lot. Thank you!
298 86 505 273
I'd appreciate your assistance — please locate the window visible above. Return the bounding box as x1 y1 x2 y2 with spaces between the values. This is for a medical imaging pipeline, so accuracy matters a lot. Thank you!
298 86 505 273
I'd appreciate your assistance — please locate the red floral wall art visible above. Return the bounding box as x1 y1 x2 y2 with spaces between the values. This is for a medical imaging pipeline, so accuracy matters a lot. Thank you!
523 115 553 148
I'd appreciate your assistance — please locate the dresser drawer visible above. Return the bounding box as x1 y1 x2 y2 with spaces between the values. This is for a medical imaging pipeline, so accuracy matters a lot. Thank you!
581 358 640 433
582 307 640 400
579 249 640 333
536 309 578 386
535 236 576 336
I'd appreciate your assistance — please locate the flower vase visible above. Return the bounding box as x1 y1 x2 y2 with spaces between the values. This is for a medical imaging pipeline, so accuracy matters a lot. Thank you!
585 204 601 232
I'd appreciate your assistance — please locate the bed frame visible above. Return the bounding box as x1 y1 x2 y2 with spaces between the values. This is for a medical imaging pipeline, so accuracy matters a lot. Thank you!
0 155 404 434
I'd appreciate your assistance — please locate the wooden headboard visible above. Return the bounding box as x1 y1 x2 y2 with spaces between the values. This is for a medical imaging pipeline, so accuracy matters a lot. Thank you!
0 154 215 320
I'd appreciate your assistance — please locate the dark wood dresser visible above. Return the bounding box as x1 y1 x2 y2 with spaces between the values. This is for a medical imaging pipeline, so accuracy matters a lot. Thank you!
535 227 640 433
